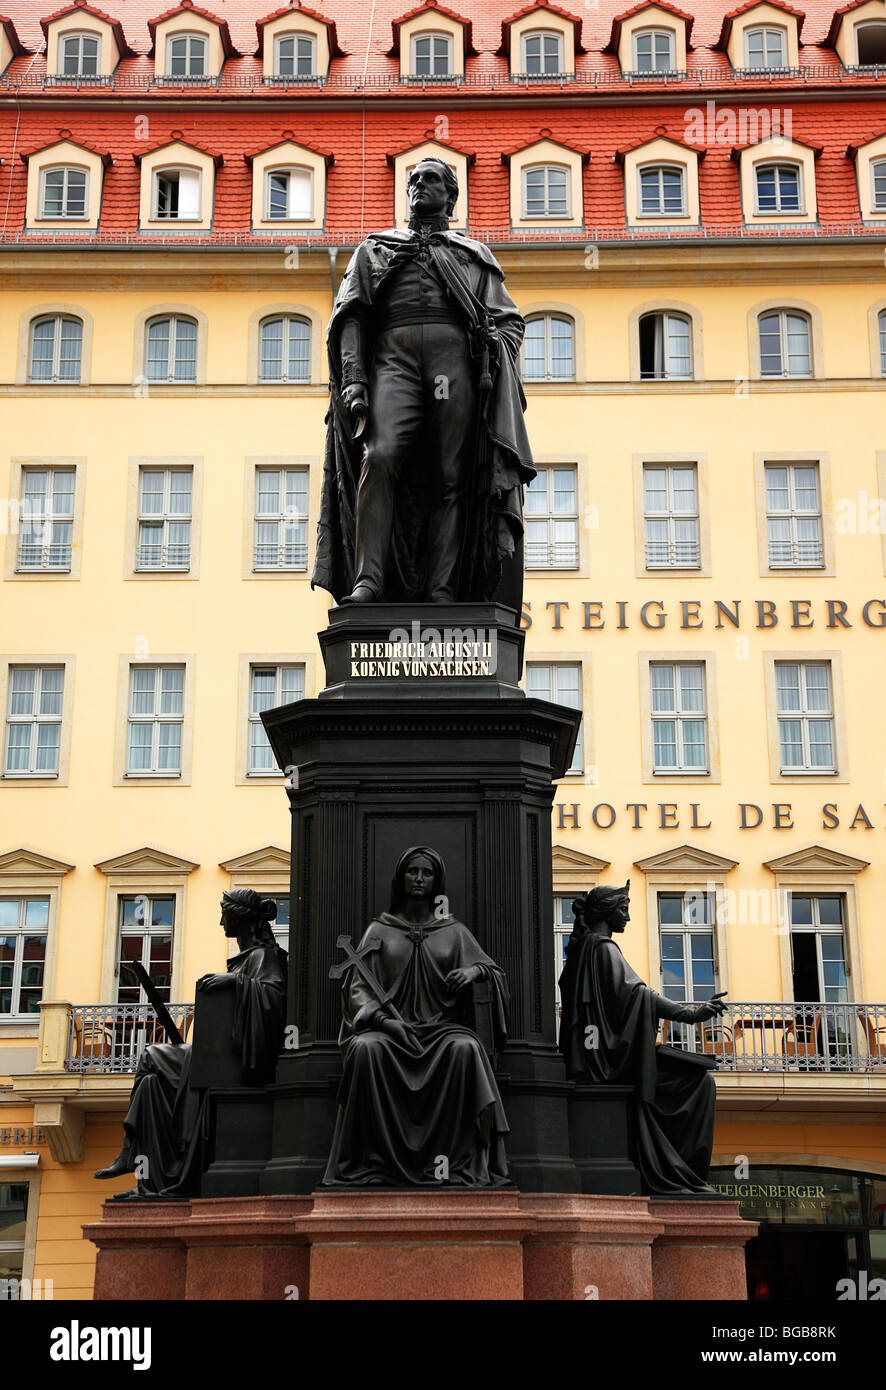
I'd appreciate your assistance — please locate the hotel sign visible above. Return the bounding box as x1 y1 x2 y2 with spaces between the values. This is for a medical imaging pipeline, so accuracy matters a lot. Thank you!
523 598 886 631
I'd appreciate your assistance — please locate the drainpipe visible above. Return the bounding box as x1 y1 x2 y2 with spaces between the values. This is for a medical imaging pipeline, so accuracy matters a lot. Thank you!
328 246 340 304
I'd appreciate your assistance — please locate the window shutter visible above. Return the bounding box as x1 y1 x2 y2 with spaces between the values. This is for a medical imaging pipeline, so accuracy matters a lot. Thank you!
177 170 201 219
288 169 312 218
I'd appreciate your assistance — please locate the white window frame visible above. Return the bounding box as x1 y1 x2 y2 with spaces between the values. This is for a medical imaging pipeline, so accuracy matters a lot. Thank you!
151 166 202 221
27 314 82 384
743 25 788 69
38 165 88 219
650 662 709 773
410 31 453 77
638 311 693 380
59 31 101 77
273 32 317 79
0 896 49 1017
126 665 185 777
522 313 575 380
554 895 575 1020
788 894 849 1004
871 158 886 212
879 308 886 375
263 166 314 222
658 889 719 1048
165 32 208 79
115 894 176 1007
521 163 570 218
520 29 564 75
16 466 75 572
526 663 584 772
754 161 804 215
632 27 676 73
258 315 311 382
145 314 198 383
248 664 305 775
764 462 824 569
253 467 309 571
643 463 700 569
855 20 886 65
638 163 686 218
775 661 836 774
758 308 812 378
135 467 192 572
3 667 64 778
524 465 579 570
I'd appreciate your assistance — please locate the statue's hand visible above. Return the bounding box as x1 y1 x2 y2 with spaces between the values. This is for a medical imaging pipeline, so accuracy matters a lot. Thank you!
341 382 368 430
692 992 728 1023
197 972 234 994
445 965 481 993
381 1016 420 1050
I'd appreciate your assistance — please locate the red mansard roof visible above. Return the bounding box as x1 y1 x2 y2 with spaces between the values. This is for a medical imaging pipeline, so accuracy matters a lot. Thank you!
147 1 239 57
497 3 587 55
132 134 224 164
501 132 590 161
615 134 706 160
603 1 696 54
1 10 27 52
254 5 344 59
385 138 475 164
40 1 135 55
715 0 807 49
20 132 111 161
243 134 334 165
387 3 477 57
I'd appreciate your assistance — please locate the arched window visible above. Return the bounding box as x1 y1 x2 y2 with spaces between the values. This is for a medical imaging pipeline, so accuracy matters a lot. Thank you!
522 314 575 381
28 315 83 383
638 312 692 380
39 166 87 219
522 164 570 218
60 31 101 77
632 28 675 72
879 309 886 375
274 33 316 78
145 315 198 382
754 162 803 215
265 167 313 221
855 21 886 65
639 164 686 217
758 309 812 377
744 26 787 68
259 316 311 382
872 158 886 213
410 32 453 76
166 33 208 78
521 30 564 75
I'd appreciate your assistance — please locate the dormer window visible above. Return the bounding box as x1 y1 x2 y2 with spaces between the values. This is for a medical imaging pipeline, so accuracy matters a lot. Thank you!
265 167 313 220
60 31 100 77
873 159 886 212
855 20 886 65
274 33 316 78
153 168 202 221
411 32 453 76
744 25 787 68
521 29 563 74
167 32 207 78
523 164 570 217
40 166 87 219
639 164 685 217
755 162 802 214
632 27 675 71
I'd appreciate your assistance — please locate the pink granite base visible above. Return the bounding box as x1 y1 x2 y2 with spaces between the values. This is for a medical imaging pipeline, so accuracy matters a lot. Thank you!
84 1191 754 1301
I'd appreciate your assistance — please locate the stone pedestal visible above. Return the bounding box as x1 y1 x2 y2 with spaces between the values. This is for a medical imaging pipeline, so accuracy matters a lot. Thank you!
84 1192 755 1301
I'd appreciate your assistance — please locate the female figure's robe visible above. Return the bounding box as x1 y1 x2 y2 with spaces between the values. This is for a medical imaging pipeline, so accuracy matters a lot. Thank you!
120 942 286 1198
559 932 716 1194
323 913 510 1187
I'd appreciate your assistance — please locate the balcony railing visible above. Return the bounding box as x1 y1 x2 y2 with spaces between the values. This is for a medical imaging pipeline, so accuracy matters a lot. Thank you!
662 1001 886 1073
67 1002 194 1074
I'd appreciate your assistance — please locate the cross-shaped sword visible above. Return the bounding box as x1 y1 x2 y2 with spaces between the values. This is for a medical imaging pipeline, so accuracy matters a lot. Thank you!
328 934 406 1025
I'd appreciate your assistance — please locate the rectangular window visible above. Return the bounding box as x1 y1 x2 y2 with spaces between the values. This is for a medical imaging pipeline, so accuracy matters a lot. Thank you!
659 890 717 1049
789 895 848 1003
248 665 304 773
126 665 184 776
873 160 886 212
633 29 675 72
116 896 174 1006
639 165 685 217
61 33 100 77
167 34 207 78
0 1182 29 1291
755 164 802 214
4 667 64 777
775 661 835 772
650 662 708 772
16 467 74 571
554 896 574 1022
153 169 201 220
253 468 309 571
745 26 787 68
136 468 192 571
411 33 453 76
527 663 583 772
275 34 316 78
765 463 824 568
524 467 579 569
522 165 570 218
0 897 48 1016
40 167 87 219
522 32 563 75
271 896 290 952
265 168 313 220
643 464 699 568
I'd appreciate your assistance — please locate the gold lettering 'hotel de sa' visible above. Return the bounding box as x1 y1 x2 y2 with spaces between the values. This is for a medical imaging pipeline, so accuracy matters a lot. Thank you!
1 0 885 1302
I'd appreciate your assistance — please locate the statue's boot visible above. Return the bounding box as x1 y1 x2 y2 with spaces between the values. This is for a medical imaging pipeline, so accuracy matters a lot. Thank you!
94 1140 134 1179
341 582 379 605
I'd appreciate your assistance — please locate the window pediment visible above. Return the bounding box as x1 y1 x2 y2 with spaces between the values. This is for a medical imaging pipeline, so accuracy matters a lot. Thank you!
0 849 74 877
95 846 199 876
763 845 870 874
604 3 694 73
634 844 738 874
220 846 290 875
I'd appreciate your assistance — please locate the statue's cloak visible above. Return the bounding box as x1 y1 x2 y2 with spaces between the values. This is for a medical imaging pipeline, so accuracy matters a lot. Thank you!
312 229 535 612
559 933 716 1194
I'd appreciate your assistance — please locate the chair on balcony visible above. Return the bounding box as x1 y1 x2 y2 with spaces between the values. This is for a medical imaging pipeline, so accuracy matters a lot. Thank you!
859 1011 886 1069
782 1008 822 1064
72 1015 114 1062
699 1020 733 1059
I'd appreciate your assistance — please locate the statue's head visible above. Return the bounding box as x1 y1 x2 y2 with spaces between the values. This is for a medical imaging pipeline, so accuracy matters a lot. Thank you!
220 888 278 945
572 881 631 935
389 845 446 912
407 157 458 219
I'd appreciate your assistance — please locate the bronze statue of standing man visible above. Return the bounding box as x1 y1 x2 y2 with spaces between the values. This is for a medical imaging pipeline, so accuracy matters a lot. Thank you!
312 157 535 615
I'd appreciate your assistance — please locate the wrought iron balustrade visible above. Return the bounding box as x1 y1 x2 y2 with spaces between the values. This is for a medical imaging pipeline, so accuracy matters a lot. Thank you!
661 1001 886 1073
67 1002 194 1074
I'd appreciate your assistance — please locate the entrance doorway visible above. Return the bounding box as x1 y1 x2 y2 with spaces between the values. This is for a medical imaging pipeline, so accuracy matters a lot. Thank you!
746 1229 849 1300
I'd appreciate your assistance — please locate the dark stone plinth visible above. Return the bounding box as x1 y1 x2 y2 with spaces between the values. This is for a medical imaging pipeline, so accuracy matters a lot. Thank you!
259 604 583 1195
568 1085 643 1195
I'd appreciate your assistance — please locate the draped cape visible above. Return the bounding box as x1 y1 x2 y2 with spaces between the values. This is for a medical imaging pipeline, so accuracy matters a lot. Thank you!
323 913 510 1187
559 932 717 1194
312 228 535 611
